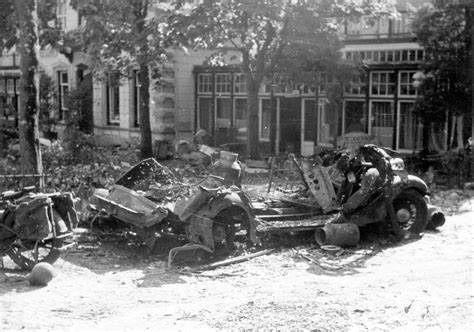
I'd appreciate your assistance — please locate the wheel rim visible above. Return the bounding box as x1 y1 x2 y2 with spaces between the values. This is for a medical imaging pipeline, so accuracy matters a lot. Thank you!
212 214 236 249
7 239 62 270
393 190 428 235
212 223 227 243
394 201 417 231
396 208 412 224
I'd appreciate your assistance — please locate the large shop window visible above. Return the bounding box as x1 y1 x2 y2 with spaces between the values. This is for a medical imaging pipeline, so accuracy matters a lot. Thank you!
198 97 212 132
106 73 120 124
344 100 368 134
57 70 69 121
398 102 422 150
371 101 393 147
234 98 247 139
260 99 271 140
370 71 395 96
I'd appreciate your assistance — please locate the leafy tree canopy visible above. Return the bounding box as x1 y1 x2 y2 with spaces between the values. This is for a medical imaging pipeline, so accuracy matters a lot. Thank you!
67 0 173 81
0 0 61 52
411 0 471 118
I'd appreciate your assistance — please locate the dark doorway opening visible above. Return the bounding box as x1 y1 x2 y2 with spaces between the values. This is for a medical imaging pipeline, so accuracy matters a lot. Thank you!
279 97 301 154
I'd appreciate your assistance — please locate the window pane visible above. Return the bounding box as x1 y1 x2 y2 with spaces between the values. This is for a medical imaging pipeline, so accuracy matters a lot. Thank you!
216 98 231 128
372 101 393 147
107 73 120 123
394 50 401 62
198 97 212 132
417 50 424 61
318 99 337 144
234 74 247 94
216 73 231 94
399 102 422 150
304 99 316 141
373 51 379 62
7 79 14 94
402 50 408 61
235 98 247 140
198 74 212 93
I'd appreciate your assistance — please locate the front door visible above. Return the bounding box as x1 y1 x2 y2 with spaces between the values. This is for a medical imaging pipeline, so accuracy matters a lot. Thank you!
279 97 301 154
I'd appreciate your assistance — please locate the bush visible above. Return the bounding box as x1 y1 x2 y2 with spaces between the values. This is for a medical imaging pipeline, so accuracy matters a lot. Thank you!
41 135 140 192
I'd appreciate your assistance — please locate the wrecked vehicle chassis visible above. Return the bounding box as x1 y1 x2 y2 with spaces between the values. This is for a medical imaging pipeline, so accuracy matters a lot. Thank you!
91 149 443 264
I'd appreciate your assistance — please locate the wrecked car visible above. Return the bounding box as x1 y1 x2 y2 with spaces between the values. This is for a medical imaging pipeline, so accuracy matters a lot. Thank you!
91 158 186 249
174 144 442 258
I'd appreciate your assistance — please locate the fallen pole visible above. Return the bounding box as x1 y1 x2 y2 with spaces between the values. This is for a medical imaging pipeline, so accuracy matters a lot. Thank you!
201 249 276 270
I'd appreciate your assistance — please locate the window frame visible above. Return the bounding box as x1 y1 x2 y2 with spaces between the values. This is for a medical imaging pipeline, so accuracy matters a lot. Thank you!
398 71 417 97
370 71 395 97
215 73 231 94
57 70 69 121
234 73 247 94
106 72 120 125
197 73 212 94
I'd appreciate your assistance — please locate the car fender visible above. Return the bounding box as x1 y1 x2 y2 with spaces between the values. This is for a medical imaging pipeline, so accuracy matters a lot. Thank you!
392 174 429 196
186 191 259 252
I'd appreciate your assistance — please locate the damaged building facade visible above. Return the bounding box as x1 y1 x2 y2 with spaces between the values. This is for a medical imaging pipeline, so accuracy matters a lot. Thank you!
0 0 433 155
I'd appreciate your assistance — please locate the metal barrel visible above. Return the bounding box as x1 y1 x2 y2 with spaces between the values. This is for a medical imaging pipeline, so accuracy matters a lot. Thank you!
315 223 360 247
426 204 445 229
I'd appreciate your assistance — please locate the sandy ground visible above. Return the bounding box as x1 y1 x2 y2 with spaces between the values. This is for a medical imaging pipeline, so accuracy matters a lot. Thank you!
0 190 473 331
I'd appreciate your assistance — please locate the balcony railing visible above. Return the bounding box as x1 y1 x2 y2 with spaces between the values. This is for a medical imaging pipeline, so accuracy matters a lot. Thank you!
344 32 414 41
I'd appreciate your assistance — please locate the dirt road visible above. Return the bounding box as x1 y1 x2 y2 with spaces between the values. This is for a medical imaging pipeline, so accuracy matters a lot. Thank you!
1 191 473 331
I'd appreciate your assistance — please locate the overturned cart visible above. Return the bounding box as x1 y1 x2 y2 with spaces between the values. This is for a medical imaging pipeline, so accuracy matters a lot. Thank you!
0 189 77 270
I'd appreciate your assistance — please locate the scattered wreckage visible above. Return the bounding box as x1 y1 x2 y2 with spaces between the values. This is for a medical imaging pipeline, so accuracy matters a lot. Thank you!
0 187 78 270
88 145 445 265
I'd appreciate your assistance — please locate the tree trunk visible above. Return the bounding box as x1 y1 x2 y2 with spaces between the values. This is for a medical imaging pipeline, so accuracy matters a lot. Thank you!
136 12 153 159
247 77 260 159
138 58 153 159
15 0 43 177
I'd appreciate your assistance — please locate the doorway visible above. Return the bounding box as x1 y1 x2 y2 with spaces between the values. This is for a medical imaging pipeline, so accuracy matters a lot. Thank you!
279 97 301 154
